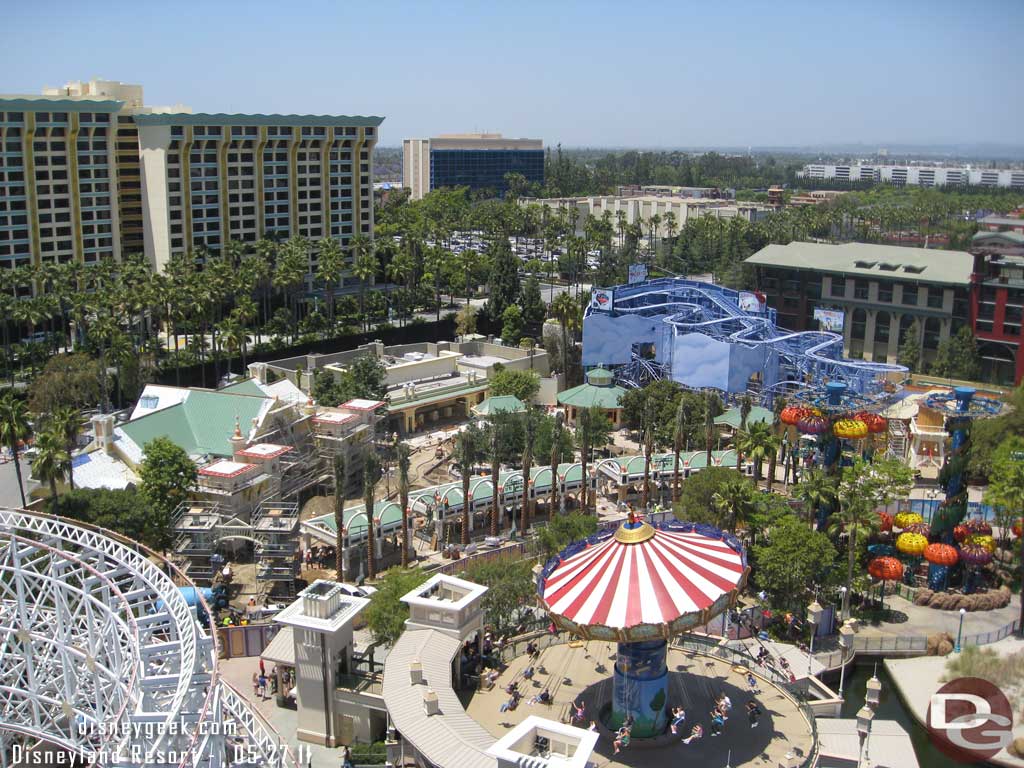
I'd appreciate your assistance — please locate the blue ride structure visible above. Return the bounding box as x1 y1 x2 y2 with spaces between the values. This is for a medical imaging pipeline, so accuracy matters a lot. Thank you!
583 278 907 401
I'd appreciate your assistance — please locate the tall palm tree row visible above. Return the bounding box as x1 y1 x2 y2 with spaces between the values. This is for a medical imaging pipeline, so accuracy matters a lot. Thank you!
454 429 479 546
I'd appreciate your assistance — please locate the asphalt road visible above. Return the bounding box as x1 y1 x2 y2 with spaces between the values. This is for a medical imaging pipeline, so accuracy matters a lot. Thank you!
0 456 35 509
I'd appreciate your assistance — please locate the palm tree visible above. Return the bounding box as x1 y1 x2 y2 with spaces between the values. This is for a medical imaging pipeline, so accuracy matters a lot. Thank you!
520 409 540 533
549 412 564 520
672 396 690 504
363 451 381 581
488 415 506 537
549 292 580 384
333 453 346 579
736 394 753 471
33 428 70 514
317 237 346 324
703 391 723 469
454 429 479 546
0 392 32 508
50 406 81 491
711 475 755 533
641 396 655 509
737 422 781 483
351 234 378 331
795 469 837 530
767 396 786 492
397 440 411 567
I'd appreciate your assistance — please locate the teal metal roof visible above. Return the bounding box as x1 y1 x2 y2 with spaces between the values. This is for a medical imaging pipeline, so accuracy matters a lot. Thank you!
714 406 773 429
973 231 1024 244
557 382 626 410
120 390 268 458
307 500 403 538
133 113 384 127
472 395 526 416
220 378 266 397
0 98 123 112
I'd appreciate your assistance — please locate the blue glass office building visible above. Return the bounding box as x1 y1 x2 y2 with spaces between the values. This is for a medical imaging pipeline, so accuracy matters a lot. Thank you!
429 148 544 195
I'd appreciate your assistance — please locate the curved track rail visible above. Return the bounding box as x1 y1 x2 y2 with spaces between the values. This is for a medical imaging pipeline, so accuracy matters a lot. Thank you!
0 509 293 768
590 278 906 397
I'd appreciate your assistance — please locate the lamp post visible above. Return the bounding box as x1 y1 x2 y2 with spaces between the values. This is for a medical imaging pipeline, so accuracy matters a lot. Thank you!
955 607 967 653
856 704 875 768
838 623 855 699
806 599 824 680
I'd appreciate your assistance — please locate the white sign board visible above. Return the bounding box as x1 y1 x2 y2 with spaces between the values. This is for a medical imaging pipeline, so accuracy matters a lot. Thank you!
627 263 648 284
813 307 846 332
591 289 614 311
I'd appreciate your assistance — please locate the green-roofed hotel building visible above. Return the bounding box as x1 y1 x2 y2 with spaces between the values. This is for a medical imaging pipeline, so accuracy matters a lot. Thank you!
0 79 382 284
746 241 973 368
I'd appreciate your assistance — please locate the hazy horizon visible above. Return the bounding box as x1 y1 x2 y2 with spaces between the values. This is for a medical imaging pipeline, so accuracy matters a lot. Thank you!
3 0 1021 149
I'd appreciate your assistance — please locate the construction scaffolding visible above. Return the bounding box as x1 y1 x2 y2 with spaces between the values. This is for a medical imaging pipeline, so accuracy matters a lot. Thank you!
253 500 301 601
171 500 224 583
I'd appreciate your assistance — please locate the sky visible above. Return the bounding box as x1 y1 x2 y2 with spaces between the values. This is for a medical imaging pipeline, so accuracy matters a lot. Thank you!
3 0 1022 149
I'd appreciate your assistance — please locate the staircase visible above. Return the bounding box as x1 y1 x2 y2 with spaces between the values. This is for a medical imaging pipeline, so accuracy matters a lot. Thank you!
886 420 908 460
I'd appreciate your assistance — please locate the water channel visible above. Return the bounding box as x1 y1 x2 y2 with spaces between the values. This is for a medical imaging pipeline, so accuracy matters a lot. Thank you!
837 661 987 768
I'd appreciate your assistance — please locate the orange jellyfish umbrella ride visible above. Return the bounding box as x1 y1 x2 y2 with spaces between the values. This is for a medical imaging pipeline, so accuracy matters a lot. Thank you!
537 514 748 737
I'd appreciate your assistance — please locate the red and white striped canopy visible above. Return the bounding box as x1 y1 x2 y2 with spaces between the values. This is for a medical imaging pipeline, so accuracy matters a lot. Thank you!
540 523 746 641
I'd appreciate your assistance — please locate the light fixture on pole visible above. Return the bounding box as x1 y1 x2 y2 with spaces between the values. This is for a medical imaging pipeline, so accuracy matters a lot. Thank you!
806 599 824 680
838 622 855 699
955 607 967 653
856 704 875 768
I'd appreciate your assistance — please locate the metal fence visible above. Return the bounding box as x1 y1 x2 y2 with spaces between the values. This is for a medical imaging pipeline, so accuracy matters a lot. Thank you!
430 540 532 575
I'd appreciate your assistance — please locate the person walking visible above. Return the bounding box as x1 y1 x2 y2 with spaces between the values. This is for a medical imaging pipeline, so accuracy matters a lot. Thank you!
746 700 762 728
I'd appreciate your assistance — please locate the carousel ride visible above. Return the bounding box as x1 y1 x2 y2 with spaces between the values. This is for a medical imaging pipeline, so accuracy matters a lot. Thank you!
537 513 747 738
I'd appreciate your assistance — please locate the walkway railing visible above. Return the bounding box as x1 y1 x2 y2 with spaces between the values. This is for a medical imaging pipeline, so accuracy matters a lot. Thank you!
813 617 1022 670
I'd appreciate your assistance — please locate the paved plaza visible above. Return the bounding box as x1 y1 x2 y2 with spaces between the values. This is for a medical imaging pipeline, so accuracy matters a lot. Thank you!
464 640 814 767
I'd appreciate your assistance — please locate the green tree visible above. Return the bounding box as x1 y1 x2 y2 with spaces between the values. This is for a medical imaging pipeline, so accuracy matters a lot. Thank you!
351 234 378 331
549 412 566 518
33 427 71 513
538 512 598 557
48 406 81 491
0 392 32 508
548 292 581 381
455 304 478 338
752 516 838 613
897 319 922 374
984 436 1024 551
488 366 540 403
139 437 197 551
486 237 520 321
312 355 388 407
501 304 525 347
520 276 547 328
710 472 759 532
27 353 101 414
52 488 162 549
930 326 981 381
484 412 522 536
462 559 535 634
317 236 346 323
363 566 429 645
674 467 740 525
829 458 913 618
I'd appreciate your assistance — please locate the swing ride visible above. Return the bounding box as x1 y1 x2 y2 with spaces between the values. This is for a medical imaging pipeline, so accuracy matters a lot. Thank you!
537 513 748 737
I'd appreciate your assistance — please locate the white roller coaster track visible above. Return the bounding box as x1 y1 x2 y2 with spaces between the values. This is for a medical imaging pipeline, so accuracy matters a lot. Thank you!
0 509 294 768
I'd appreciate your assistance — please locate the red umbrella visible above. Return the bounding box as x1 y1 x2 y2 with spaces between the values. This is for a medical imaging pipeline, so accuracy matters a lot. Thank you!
904 522 931 537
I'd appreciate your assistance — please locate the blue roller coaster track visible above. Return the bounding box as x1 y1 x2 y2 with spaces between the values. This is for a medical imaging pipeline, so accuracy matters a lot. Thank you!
586 278 908 404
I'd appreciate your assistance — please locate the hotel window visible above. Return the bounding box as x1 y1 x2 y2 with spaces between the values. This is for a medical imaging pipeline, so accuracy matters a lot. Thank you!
927 286 944 309
902 284 918 305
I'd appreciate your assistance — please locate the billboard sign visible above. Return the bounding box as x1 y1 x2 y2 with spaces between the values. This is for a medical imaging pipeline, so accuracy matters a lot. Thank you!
627 263 648 284
737 291 765 313
591 289 614 311
813 307 846 332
